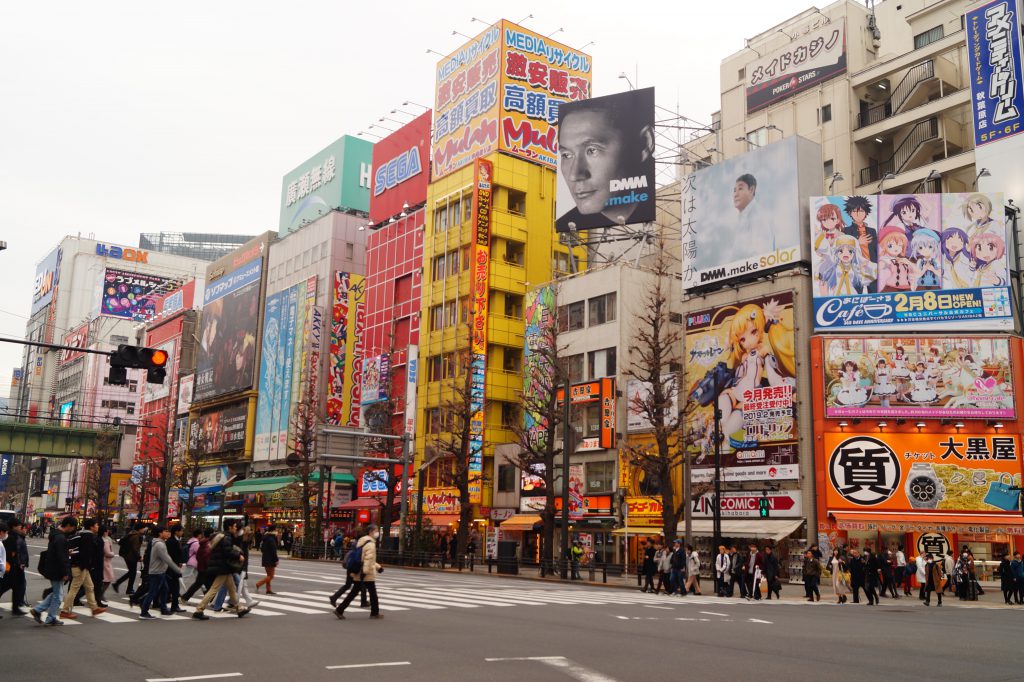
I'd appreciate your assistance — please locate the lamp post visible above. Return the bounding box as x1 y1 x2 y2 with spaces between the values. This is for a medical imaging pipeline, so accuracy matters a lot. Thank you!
713 372 722 557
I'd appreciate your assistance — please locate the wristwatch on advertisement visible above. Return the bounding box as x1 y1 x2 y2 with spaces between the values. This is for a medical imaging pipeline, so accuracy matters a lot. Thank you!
905 463 945 509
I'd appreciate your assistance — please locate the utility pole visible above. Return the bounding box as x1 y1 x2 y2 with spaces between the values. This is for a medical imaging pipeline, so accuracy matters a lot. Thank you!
560 379 573 579
397 432 412 557
713 373 722 553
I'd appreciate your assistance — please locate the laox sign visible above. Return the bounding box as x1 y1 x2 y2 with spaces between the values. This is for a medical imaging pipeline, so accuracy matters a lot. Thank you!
96 244 149 262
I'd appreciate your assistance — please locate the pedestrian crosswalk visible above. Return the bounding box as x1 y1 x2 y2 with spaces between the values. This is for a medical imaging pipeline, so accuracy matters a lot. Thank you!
3 574 769 625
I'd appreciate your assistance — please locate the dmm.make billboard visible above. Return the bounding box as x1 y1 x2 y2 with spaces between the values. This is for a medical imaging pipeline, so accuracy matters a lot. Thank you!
822 336 1015 420
810 192 1014 331
195 258 262 402
280 135 373 235
468 158 493 505
431 20 592 179
822 431 1023 513
369 110 431 224
254 277 317 463
684 292 800 482
326 272 365 428
745 19 847 113
680 136 820 291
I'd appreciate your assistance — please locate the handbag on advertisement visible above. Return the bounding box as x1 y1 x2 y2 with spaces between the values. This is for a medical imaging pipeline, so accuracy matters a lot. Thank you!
984 473 1020 511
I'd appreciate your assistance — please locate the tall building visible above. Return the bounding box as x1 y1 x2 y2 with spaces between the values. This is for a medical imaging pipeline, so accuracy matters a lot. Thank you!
415 21 589 532
278 136 373 237
139 232 258 263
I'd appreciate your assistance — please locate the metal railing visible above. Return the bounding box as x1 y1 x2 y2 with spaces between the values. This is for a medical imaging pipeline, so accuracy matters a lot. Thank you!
857 60 935 128
859 117 939 185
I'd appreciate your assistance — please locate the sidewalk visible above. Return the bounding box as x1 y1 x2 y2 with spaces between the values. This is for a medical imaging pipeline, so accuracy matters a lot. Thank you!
286 552 1023 610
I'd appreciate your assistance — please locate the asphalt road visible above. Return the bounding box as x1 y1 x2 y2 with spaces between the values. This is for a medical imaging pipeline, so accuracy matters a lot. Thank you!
2 540 1021 682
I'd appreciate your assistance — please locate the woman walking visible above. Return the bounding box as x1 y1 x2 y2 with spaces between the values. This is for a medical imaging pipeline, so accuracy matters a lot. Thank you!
256 526 279 594
654 544 671 594
335 524 382 620
830 549 849 604
98 525 115 607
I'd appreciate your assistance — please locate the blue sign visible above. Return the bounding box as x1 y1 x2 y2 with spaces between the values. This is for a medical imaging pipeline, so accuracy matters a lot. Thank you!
203 259 262 306
967 0 1024 147
0 454 12 492
813 287 1014 331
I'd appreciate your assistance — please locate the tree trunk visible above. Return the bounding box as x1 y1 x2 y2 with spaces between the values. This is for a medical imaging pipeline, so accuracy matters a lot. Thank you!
661 464 677 544
381 462 396 536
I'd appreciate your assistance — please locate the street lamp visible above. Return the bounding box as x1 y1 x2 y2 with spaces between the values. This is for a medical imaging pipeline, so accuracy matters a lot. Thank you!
618 72 634 90
975 167 991 188
828 172 845 193
0 240 6 252
877 172 897 194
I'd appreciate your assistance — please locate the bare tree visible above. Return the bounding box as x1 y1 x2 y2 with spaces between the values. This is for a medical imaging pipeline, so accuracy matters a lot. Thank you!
622 245 685 542
362 329 403 539
508 286 565 571
173 435 204 530
290 396 321 546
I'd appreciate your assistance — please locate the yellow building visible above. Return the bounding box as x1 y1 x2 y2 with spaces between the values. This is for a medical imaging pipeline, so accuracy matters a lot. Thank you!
415 152 582 523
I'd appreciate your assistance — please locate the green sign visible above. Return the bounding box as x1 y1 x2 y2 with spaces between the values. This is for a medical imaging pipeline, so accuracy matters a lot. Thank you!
279 135 373 235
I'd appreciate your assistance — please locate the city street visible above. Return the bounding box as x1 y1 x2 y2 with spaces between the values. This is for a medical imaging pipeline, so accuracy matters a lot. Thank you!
1 543 1021 682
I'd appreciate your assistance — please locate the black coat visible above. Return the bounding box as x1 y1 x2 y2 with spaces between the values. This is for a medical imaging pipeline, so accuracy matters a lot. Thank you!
863 554 880 586
67 530 99 570
206 533 241 576
167 535 185 565
848 556 865 582
260 535 279 567
43 530 72 580
762 553 781 582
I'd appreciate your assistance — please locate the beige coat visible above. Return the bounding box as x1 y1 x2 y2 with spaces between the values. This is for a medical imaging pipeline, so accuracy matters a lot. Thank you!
355 535 380 582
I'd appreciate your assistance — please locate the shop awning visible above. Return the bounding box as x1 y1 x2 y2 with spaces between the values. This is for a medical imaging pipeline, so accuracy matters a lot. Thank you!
192 505 221 514
675 519 804 541
499 514 543 532
310 471 356 485
336 498 383 510
420 513 460 529
829 512 1024 535
611 525 665 536
226 476 296 494
173 485 223 499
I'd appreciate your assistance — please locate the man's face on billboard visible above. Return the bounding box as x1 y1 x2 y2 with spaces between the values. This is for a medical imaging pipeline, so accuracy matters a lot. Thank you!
559 110 628 216
733 180 755 212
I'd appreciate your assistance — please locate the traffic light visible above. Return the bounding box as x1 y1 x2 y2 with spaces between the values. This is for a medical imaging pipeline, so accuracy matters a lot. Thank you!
758 491 770 519
109 344 169 385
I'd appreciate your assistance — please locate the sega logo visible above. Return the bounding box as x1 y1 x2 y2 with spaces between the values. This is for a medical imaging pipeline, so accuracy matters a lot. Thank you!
360 469 389 494
373 147 422 196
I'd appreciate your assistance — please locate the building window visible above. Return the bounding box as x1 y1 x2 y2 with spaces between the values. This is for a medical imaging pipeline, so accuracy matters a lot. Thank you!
564 353 585 383
497 464 517 493
824 159 834 179
447 249 460 277
552 251 571 275
432 254 446 282
507 189 526 215
504 293 523 319
346 243 354 260
558 301 585 332
460 297 470 324
669 312 683 324
502 347 522 372
820 104 832 123
588 293 616 326
462 245 471 271
430 304 444 331
576 403 602 439
913 25 944 49
504 240 525 266
500 402 520 428
588 347 616 379
444 300 458 328
737 67 745 81
586 461 614 493
746 127 769 148
448 198 461 228
463 196 473 223
434 204 448 232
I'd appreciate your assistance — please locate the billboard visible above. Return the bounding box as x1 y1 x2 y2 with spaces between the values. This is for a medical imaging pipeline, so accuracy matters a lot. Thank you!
626 376 679 433
369 110 432 224
32 246 61 315
178 374 194 414
431 20 592 180
810 193 1013 331
499 21 592 168
692 489 803 518
194 258 262 402
523 286 556 445
822 431 1022 513
280 135 373 235
556 378 616 450
59 400 74 427
326 272 365 427
684 293 800 482
361 354 390 405
100 268 172 320
680 136 818 290
189 402 248 458
745 19 847 113
61 322 89 365
823 336 1015 419
556 87 656 232
967 1 1024 148
468 159 493 504
520 462 547 512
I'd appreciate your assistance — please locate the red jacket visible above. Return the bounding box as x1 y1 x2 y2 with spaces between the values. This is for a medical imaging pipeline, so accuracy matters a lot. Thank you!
747 551 764 576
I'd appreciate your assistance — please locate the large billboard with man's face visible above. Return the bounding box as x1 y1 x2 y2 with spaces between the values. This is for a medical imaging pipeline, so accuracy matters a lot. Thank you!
556 87 656 232
195 259 262 402
680 136 819 291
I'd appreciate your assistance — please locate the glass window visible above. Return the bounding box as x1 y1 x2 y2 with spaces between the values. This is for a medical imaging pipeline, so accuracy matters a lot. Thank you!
913 25 944 49
586 461 614 493
507 189 526 215
566 354 584 383
820 104 832 123
558 301 585 332
588 293 616 326
449 199 461 228
345 243 354 260
588 347 616 379
824 159 834 179
497 464 517 493
502 347 522 372
504 240 525 266
432 254 446 281
447 249 460 277
462 246 471 271
504 294 523 319
501 402 520 428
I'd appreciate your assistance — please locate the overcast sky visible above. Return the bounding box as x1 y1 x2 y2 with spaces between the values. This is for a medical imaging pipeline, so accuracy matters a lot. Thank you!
0 0 816 396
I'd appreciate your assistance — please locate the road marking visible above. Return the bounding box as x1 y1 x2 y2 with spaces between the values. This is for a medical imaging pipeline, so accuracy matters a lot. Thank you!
644 605 674 610
748 618 773 624
146 674 243 682
700 611 729 617
615 615 630 620
325 662 411 670
675 617 711 622
486 656 619 682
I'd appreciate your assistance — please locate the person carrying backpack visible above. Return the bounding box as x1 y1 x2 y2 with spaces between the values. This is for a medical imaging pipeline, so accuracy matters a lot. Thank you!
191 519 251 620
334 524 382 620
329 531 368 608
31 517 77 626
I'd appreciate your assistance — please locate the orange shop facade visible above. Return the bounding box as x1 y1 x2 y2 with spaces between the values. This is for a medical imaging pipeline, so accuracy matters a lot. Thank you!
811 336 1024 578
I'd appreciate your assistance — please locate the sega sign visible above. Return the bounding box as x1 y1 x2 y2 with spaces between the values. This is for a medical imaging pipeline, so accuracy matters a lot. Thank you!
368 110 432 224
358 466 405 497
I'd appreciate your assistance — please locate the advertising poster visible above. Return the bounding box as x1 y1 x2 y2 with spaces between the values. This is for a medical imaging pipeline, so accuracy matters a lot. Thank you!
195 258 262 401
143 339 176 403
32 246 61 315
556 87 655 232
59 401 74 427
326 272 365 427
431 24 501 179
468 159 493 505
189 403 248 458
405 344 418 437
692 489 803 518
823 336 1015 419
966 1 1024 148
422 487 460 515
369 110 432 224
500 21 591 168
254 290 284 462
810 192 1013 331
61 322 89 365
745 19 847 113
100 268 172 321
520 462 547 512
523 286 556 445
361 354 390 405
681 136 816 290
177 374 194 414
625 376 679 433
822 432 1022 513
0 454 12 492
684 293 800 482
568 463 584 520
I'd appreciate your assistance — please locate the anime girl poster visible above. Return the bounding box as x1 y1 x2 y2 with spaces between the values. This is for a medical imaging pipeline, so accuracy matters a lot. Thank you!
878 194 941 243
810 195 879 294
942 192 1009 288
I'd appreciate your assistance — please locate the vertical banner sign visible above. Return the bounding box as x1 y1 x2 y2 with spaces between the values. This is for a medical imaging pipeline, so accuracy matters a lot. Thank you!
568 463 585 520
523 287 557 446
405 344 419 437
254 290 284 462
967 1 1024 148
469 158 493 505
327 272 350 426
348 285 365 428
0 454 13 492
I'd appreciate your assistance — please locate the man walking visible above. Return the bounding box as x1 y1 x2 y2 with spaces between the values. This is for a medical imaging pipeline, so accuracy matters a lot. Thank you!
192 520 250 620
730 546 747 599
139 526 181 620
335 524 382 619
863 548 880 606
746 544 763 600
59 517 106 619
848 549 865 604
803 549 821 602
31 517 76 626
165 524 187 613
0 519 29 615
668 539 685 596
113 523 142 594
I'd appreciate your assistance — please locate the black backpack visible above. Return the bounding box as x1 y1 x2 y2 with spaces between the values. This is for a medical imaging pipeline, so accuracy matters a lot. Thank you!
36 549 50 580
